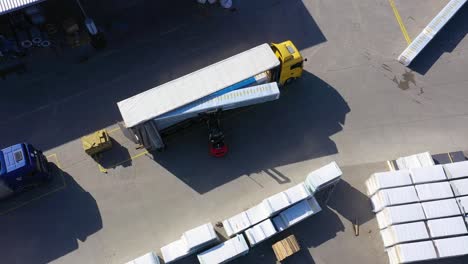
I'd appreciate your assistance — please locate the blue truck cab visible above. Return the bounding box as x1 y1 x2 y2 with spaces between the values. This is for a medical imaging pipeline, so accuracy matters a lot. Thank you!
0 143 50 199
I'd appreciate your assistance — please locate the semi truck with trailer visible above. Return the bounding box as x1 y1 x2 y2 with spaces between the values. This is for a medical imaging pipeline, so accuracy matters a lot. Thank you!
117 40 305 155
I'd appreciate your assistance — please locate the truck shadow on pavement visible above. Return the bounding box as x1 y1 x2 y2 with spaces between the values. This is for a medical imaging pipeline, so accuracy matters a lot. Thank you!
409 3 467 75
0 0 326 156
0 164 102 264
153 71 350 194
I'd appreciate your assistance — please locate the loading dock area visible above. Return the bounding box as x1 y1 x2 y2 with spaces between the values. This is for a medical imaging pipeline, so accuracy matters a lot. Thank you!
0 0 467 263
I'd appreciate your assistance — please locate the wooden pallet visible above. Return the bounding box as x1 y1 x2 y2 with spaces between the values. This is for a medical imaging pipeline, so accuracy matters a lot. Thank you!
272 235 300 262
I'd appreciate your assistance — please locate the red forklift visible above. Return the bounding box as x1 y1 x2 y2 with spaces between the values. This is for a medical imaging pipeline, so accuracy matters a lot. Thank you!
204 110 228 157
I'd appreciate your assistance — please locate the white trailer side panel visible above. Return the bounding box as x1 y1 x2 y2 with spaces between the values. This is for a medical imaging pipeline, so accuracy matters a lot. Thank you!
118 44 280 128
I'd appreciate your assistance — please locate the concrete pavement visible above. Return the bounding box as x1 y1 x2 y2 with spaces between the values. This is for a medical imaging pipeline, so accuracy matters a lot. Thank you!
0 0 467 263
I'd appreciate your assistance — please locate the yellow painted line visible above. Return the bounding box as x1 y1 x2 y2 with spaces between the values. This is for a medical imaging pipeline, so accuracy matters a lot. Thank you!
387 160 395 171
46 153 66 188
388 0 412 45
108 127 121 134
448 153 454 163
98 164 108 173
0 154 66 216
95 150 149 172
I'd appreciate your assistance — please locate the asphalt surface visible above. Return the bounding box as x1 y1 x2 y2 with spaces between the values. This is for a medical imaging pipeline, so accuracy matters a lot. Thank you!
0 0 467 263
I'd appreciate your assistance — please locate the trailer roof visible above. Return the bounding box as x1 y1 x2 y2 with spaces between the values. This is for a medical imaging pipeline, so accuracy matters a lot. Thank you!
0 0 46 15
117 43 280 128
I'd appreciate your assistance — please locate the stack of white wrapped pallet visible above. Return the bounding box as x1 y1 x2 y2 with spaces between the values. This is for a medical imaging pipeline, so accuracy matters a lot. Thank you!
366 152 468 264
160 223 219 263
197 234 249 264
388 236 468 264
126 252 160 264
244 219 278 246
365 170 413 196
305 161 343 194
273 197 322 232
395 152 434 170
223 182 313 237
397 0 467 66
370 186 419 212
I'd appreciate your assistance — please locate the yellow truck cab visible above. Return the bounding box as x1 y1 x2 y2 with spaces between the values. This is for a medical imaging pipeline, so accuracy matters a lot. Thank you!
270 40 305 86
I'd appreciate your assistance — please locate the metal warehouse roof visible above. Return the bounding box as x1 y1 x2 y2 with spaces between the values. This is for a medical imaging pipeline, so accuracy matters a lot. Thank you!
0 0 45 15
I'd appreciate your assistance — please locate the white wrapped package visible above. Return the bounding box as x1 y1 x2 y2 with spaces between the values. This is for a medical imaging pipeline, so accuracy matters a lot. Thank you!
376 203 425 229
126 252 160 264
261 183 312 216
427 216 468 238
197 234 249 264
433 236 468 258
387 241 437 264
409 165 447 184
305 161 343 193
273 197 322 232
284 183 312 205
421 199 461 219
380 222 429 248
161 223 218 263
370 186 419 212
244 219 277 246
414 182 454 202
450 178 468 196
444 161 468 179
182 223 218 251
262 192 290 216
161 240 188 263
365 170 412 196
223 204 270 237
396 152 434 170
457 196 468 214
245 204 270 226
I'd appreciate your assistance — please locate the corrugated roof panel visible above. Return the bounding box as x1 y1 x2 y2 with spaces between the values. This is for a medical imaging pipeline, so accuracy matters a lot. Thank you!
0 0 45 15
117 43 280 128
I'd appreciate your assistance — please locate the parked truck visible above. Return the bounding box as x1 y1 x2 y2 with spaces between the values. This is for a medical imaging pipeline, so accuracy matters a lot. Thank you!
117 40 305 155
0 143 50 199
